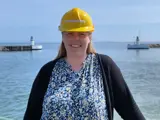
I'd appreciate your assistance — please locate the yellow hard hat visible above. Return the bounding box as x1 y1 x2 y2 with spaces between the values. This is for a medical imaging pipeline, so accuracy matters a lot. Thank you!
58 8 94 32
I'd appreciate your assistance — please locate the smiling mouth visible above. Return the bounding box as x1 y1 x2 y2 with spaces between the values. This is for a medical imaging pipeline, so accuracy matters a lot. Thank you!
69 44 82 48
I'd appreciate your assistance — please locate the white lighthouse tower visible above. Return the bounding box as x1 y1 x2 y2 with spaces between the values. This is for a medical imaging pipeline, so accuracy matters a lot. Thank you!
30 36 35 46
30 36 43 50
136 36 140 45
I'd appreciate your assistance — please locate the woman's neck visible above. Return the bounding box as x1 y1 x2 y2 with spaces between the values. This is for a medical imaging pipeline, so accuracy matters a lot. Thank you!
65 53 88 71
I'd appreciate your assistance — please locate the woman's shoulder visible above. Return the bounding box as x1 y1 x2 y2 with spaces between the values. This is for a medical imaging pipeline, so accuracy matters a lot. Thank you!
39 58 60 73
96 53 115 65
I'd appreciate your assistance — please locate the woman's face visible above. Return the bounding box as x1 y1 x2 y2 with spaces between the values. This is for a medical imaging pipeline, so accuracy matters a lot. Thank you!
62 32 91 56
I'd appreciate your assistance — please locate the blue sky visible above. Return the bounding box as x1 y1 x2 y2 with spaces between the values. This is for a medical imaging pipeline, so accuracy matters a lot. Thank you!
1 0 160 43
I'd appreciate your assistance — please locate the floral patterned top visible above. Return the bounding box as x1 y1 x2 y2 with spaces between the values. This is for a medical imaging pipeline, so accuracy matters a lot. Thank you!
40 53 108 120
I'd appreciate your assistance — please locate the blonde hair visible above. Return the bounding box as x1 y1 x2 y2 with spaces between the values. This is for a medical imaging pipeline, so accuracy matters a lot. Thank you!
54 40 96 60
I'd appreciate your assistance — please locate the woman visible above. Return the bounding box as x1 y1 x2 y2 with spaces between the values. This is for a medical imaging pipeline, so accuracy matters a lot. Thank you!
24 8 146 120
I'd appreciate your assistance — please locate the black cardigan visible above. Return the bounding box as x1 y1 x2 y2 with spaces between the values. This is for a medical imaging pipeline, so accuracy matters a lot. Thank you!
23 53 146 120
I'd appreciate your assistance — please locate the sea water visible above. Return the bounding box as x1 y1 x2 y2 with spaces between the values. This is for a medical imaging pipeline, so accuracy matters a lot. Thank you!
0 42 160 120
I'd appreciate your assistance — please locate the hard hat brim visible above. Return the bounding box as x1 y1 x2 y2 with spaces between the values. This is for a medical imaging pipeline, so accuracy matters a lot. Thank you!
58 26 94 32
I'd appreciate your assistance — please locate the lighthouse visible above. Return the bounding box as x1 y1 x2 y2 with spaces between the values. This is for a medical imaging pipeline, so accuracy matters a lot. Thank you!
30 36 35 46
0 36 42 51
136 36 140 45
